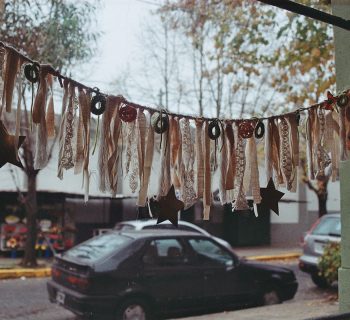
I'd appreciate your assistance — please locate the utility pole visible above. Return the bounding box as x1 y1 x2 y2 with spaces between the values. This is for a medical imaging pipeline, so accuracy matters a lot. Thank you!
332 0 350 313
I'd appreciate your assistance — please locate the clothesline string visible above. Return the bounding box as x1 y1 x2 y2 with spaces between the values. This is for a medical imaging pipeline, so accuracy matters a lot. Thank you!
0 41 327 122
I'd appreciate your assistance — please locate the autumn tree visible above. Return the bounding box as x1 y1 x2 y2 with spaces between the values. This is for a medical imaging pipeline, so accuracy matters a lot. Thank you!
0 0 99 267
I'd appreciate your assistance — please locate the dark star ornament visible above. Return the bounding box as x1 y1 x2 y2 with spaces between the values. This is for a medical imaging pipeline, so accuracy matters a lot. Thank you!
260 178 285 216
156 185 184 227
0 121 26 169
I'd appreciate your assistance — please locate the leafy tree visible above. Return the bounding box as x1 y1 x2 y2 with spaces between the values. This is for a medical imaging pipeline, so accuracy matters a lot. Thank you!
0 0 100 267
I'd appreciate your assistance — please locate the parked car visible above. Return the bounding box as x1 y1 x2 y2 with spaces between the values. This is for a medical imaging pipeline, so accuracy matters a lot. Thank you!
114 219 232 249
47 230 298 320
299 213 340 288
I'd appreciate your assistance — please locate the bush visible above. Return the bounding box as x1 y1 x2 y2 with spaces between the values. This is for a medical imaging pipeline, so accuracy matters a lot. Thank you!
318 242 341 285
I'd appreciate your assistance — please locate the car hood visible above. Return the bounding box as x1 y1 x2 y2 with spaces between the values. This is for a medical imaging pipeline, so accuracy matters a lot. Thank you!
240 259 295 276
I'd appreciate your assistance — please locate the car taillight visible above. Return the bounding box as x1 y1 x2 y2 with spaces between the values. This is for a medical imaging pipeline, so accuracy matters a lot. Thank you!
51 266 61 279
301 218 321 247
67 275 90 290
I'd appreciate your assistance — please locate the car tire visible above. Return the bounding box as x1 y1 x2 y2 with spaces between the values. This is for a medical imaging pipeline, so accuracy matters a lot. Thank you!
311 273 329 288
262 288 281 305
116 297 151 320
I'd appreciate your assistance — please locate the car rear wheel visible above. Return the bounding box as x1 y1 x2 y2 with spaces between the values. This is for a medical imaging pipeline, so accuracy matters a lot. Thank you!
262 289 281 305
117 298 150 320
311 273 329 288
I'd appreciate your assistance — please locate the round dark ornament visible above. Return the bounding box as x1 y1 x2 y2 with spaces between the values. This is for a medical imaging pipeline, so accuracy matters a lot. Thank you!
208 120 221 140
90 93 106 116
152 112 169 134
337 93 349 108
238 121 254 139
254 121 265 139
24 63 39 83
119 105 137 122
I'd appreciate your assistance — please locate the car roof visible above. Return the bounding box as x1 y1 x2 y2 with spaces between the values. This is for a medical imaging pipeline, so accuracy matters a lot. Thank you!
114 229 208 240
321 213 340 218
115 219 208 232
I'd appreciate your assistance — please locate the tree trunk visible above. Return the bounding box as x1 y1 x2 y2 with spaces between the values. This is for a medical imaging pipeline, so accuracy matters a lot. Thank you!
318 191 328 218
21 172 38 267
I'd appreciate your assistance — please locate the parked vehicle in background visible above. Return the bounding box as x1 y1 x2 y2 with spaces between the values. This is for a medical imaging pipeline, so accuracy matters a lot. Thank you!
299 213 341 288
47 230 298 320
114 219 232 249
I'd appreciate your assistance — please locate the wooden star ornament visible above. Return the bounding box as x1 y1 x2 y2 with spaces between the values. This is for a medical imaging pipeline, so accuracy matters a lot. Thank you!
156 185 184 227
0 121 26 169
260 178 285 216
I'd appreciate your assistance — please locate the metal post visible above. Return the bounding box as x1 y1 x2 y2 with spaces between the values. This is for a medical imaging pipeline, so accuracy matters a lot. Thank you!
332 0 350 313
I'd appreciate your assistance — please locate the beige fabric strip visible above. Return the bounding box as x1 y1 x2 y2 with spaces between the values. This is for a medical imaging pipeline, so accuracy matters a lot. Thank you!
14 76 22 160
137 109 147 184
59 84 75 171
157 127 172 199
181 119 196 209
195 119 204 198
225 122 235 191
265 119 273 182
57 79 69 180
244 137 261 204
170 117 181 189
203 121 212 220
233 136 249 211
286 114 299 192
138 117 154 206
46 75 55 138
306 109 315 179
98 96 114 192
1 49 20 115
279 117 293 190
219 129 228 204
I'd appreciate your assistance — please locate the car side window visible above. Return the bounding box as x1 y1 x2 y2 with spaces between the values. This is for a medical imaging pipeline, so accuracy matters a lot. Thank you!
188 238 234 268
143 239 185 266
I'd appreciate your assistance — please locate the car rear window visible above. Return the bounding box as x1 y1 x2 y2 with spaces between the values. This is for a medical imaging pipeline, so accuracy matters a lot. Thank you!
64 232 132 261
312 217 341 237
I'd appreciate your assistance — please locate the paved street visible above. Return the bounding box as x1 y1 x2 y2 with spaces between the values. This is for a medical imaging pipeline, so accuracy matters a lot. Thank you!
0 260 338 320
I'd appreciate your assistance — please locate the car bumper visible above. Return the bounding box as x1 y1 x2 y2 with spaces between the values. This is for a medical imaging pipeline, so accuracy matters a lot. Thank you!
299 255 319 275
279 280 298 301
47 280 116 319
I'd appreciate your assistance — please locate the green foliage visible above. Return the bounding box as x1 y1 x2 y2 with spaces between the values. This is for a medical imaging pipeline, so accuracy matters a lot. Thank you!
0 0 100 72
318 242 341 285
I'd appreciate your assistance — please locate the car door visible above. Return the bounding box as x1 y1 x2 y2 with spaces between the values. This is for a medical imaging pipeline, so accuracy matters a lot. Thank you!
140 237 204 312
186 237 257 307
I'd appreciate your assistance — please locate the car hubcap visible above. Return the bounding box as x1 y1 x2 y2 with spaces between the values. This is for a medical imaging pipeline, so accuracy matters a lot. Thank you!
263 290 280 305
123 304 145 320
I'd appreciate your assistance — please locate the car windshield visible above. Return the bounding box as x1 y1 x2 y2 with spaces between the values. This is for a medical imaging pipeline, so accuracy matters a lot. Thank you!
63 232 132 261
312 217 341 237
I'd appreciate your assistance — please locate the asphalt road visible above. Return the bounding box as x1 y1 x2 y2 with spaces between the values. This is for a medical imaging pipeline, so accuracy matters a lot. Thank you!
0 261 338 320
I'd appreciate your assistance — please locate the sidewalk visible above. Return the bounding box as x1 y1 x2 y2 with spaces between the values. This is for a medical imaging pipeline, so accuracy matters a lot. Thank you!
173 300 341 320
0 246 302 280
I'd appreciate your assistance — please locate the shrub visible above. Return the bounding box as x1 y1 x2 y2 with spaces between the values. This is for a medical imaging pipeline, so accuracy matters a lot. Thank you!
318 242 341 285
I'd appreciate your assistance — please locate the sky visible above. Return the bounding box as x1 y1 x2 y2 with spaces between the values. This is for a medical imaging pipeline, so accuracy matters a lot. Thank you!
76 0 155 95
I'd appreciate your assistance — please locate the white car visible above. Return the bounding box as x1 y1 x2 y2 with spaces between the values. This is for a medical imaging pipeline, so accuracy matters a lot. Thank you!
114 219 232 249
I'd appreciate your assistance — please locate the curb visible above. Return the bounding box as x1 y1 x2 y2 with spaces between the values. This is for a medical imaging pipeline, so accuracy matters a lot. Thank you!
0 267 51 280
247 252 301 261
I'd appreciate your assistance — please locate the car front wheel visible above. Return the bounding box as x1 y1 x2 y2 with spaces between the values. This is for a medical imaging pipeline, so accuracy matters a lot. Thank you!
262 288 281 305
117 298 150 320
311 273 329 288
